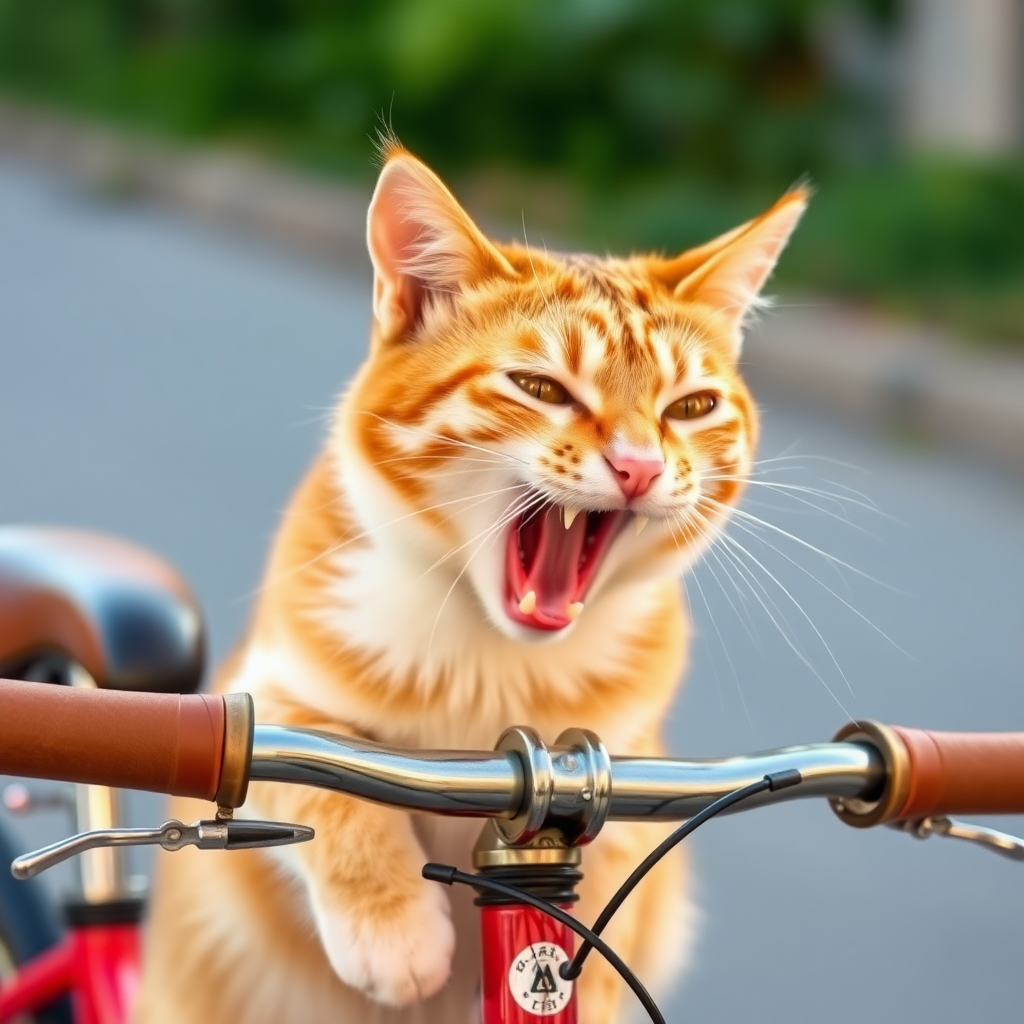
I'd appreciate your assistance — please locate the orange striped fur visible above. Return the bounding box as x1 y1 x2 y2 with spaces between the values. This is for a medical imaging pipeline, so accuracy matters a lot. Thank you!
136 146 806 1024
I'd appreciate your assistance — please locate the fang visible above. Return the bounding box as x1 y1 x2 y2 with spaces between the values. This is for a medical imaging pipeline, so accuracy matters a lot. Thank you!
566 601 584 620
635 516 649 535
518 590 537 615
563 507 580 530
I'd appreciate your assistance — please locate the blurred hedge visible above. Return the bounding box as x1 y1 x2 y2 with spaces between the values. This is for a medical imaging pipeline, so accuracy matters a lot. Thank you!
575 160 1024 348
1 0 1022 344
0 0 896 180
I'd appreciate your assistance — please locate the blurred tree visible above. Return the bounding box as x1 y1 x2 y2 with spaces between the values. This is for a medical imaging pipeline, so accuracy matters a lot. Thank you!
0 0 897 185
3 0 1023 344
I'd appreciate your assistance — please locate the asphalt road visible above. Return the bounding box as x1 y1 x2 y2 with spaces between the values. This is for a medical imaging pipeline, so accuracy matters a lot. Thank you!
1 156 1023 1023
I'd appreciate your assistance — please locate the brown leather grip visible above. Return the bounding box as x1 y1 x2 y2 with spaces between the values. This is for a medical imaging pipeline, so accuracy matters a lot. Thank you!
891 726 1024 820
0 678 228 800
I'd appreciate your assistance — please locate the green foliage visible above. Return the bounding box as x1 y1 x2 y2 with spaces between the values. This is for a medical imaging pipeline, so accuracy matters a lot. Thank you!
784 161 1024 344
1 0 1021 343
575 159 1024 345
0 0 893 184
792 162 1024 291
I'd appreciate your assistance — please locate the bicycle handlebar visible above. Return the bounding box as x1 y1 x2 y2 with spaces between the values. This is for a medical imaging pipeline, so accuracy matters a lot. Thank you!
248 724 884 832
832 719 1024 827
2 677 1023 832
0 678 252 808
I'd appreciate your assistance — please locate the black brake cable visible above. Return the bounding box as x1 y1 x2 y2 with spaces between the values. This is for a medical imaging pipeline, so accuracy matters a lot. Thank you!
423 768 802 1024
563 768 803 982
423 863 666 1024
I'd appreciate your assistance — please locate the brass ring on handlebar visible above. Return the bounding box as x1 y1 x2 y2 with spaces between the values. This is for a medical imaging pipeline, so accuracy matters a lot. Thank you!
493 726 612 846
495 726 553 844
829 720 910 828
552 727 612 845
216 692 255 810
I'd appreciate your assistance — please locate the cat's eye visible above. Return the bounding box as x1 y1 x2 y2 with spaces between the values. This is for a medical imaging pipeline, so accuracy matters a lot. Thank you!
510 373 570 405
664 391 718 420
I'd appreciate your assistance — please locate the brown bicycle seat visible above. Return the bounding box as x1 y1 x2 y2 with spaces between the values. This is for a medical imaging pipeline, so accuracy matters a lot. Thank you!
0 526 204 693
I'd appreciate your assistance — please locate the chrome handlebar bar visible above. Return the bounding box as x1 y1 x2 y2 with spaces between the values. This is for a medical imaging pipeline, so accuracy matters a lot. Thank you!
249 723 886 844
248 722 1024 862
16 720 1024 878
12 725 883 879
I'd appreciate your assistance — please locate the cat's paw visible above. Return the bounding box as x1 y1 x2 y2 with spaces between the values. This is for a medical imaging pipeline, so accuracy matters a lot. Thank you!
317 881 455 1007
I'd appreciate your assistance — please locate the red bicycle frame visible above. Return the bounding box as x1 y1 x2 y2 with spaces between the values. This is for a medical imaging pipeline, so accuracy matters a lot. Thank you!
0 743 142 1024
0 861 571 1024
0 921 139 1024
471 817 584 1024
482 902 578 1024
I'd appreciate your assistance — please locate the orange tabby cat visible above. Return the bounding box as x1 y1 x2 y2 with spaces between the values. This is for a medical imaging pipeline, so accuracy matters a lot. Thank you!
136 143 805 1024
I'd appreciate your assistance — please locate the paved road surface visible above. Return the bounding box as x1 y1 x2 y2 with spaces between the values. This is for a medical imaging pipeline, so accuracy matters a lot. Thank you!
1 157 1022 1023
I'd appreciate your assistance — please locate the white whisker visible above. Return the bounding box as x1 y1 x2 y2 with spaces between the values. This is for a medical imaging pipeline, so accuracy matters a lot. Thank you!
712 522 856 699
748 452 870 475
720 510 909 656
701 497 900 592
674 512 757 734
694 509 856 721
705 478 888 535
521 212 557 323
425 491 547 663
249 483 527 602
359 411 528 466
673 511 761 647
369 453 511 469
413 488 538 585
707 477 889 519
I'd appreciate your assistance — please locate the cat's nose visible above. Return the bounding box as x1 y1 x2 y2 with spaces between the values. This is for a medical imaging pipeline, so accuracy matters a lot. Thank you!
605 456 664 500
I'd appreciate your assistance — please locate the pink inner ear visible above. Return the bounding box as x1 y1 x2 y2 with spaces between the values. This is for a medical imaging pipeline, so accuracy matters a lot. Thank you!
374 270 424 337
368 164 433 334
366 153 517 340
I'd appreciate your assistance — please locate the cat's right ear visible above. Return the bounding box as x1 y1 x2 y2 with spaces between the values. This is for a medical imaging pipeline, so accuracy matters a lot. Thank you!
367 147 515 341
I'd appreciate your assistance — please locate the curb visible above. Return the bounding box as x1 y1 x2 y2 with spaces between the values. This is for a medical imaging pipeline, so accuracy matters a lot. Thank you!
744 305 1024 474
0 100 370 264
2 99 1022 475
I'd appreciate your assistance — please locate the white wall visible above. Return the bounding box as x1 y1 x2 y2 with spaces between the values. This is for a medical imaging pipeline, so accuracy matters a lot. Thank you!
902 0 1022 153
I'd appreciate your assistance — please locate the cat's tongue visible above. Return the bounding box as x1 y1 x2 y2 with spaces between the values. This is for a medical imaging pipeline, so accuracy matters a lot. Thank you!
504 505 589 630
522 505 586 622
506 501 625 631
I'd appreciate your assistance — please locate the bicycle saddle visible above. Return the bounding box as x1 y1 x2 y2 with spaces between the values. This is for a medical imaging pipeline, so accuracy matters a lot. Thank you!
0 526 205 693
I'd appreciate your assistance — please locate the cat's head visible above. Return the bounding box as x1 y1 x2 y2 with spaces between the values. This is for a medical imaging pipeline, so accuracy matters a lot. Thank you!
340 143 806 642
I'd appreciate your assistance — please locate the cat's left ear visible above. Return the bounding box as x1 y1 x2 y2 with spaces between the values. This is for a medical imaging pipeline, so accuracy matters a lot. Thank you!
367 145 516 341
657 188 808 358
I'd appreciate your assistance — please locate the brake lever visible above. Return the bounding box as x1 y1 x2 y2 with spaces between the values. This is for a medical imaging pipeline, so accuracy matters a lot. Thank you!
10 818 314 879
890 816 1024 863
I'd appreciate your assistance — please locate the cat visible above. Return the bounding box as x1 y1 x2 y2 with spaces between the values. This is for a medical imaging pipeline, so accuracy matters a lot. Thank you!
135 141 805 1024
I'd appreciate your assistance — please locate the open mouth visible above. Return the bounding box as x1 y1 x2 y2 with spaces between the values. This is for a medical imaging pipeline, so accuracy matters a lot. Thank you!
505 498 630 631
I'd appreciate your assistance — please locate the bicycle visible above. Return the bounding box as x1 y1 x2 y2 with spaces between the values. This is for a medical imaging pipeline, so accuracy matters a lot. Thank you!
0 525 207 1024
1 526 1024 1024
